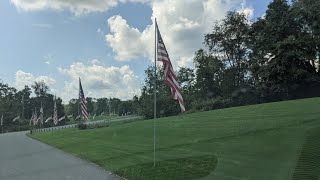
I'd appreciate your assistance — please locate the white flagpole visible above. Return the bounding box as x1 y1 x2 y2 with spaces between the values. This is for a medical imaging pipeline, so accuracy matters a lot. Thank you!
153 18 157 167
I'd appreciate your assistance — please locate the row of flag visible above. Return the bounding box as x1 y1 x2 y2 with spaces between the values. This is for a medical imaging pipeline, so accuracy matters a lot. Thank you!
1 22 185 129
1 78 89 127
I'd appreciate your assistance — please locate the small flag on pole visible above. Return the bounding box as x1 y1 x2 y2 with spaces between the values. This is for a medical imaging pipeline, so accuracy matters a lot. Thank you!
156 22 186 112
1 114 3 126
79 78 89 120
75 115 80 121
53 99 58 125
33 108 38 125
38 106 44 125
12 116 20 122
58 116 65 122
45 116 53 123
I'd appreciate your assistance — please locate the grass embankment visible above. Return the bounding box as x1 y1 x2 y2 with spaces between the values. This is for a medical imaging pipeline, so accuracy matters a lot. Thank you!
31 98 320 180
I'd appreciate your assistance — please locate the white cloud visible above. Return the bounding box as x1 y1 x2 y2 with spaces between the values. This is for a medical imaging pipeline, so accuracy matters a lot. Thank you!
10 0 151 15
32 23 54 29
15 70 56 90
238 0 254 19
97 28 101 33
45 61 50 65
105 0 253 68
57 60 141 102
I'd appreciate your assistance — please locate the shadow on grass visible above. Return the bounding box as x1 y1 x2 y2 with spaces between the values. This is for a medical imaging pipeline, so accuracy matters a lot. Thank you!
292 126 320 180
115 155 218 180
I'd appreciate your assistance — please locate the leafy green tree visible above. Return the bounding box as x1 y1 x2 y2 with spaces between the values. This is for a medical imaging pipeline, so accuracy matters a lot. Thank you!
31 81 49 97
291 0 320 73
138 66 181 118
86 97 94 115
249 0 319 100
205 11 251 93
193 49 224 98
96 98 109 115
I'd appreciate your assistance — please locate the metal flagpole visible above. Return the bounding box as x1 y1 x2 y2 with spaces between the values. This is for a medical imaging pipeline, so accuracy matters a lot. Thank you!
78 78 81 123
153 18 157 167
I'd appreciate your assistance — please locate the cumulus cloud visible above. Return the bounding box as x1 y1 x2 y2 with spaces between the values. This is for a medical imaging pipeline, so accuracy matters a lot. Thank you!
15 70 56 90
10 0 151 15
105 0 253 68
57 60 141 102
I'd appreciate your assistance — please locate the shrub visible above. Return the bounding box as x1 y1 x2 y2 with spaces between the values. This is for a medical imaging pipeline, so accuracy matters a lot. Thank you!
77 123 87 130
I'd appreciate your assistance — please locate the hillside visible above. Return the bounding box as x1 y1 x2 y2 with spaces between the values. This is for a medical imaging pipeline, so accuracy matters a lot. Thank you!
31 98 320 180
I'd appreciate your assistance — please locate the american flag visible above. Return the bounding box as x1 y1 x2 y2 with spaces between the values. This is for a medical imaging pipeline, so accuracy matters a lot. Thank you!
53 100 58 125
33 110 38 125
1 114 3 126
156 22 185 112
38 106 44 125
79 78 89 120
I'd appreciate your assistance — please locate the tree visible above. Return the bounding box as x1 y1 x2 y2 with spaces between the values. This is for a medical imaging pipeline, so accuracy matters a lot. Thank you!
205 11 251 93
31 81 49 97
193 49 224 98
291 0 320 73
96 98 109 115
86 97 94 115
138 66 181 118
249 0 320 100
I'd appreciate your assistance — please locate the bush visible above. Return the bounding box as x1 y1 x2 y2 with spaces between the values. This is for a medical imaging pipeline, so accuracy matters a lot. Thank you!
191 97 234 112
77 123 87 130
87 122 109 129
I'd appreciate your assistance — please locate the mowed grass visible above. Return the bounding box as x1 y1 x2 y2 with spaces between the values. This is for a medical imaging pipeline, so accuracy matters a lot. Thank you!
31 98 320 180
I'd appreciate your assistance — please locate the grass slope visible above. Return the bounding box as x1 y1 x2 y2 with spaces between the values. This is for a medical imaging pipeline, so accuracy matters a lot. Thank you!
31 98 320 180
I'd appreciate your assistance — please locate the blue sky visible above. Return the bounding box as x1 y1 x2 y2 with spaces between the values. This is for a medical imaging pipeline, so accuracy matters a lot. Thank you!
0 0 272 103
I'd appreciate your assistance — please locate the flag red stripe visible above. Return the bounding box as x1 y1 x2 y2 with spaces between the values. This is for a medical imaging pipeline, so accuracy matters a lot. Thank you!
156 23 185 112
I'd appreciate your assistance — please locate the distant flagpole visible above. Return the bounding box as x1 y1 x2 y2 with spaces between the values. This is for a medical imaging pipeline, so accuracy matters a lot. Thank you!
78 77 81 122
153 18 157 167
1 114 3 134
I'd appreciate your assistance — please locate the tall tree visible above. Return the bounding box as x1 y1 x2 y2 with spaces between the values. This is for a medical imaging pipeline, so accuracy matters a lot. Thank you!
205 11 251 93
249 0 319 100
194 49 224 98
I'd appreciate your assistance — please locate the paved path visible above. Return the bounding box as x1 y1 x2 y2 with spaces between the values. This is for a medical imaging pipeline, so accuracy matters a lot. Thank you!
0 131 123 180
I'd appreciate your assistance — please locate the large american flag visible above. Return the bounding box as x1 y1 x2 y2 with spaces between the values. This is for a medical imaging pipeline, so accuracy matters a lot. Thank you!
53 101 58 125
79 78 89 120
156 22 185 112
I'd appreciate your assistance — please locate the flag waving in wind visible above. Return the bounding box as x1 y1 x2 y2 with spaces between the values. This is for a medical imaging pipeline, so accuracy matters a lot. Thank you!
79 78 89 120
53 100 58 125
38 106 44 125
33 110 38 125
1 114 3 126
12 116 20 122
156 21 185 112
45 116 53 123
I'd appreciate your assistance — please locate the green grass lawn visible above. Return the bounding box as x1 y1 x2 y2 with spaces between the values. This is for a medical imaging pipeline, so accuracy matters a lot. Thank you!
31 98 320 180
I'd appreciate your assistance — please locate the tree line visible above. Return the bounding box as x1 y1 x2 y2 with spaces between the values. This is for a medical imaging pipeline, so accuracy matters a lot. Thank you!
1 0 319 131
0 81 64 132
135 0 320 118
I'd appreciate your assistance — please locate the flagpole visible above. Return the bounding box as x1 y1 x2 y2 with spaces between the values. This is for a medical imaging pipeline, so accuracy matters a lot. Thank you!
153 18 157 167
1 114 3 134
